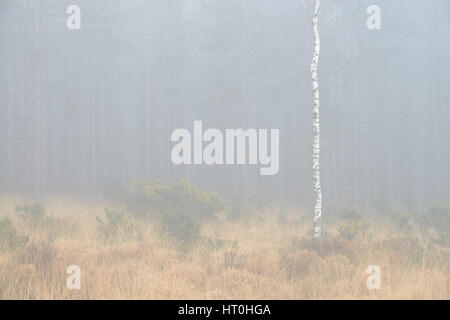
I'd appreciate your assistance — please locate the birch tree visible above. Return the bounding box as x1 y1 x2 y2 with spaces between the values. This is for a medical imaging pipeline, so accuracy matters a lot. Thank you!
303 0 382 238
303 0 342 239
33 1 42 196
303 0 323 239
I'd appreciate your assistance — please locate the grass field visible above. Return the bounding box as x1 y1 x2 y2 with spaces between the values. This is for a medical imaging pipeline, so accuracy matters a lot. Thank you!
0 195 448 299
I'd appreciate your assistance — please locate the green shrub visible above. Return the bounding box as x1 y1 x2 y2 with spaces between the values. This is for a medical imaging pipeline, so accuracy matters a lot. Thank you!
15 204 46 227
421 203 450 234
96 209 141 243
226 197 252 222
388 208 416 233
0 217 28 250
338 220 363 240
126 179 224 242
15 203 76 241
337 209 368 240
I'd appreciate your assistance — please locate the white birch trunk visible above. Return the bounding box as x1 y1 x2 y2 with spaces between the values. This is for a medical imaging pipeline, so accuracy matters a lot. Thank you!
92 68 97 194
145 1 151 179
33 2 42 196
310 0 322 239
91 13 100 195
7 30 16 183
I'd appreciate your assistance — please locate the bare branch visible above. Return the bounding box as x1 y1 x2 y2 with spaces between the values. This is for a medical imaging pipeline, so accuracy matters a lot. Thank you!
303 0 313 21
319 6 338 30
313 0 321 17
321 0 386 40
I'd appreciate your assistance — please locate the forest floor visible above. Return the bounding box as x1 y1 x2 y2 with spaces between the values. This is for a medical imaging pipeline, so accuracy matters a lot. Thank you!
0 195 448 299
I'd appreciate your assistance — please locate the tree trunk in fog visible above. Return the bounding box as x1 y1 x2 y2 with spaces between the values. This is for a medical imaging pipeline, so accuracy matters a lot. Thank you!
7 31 16 184
145 1 151 179
91 14 100 195
33 2 42 196
92 69 97 194
306 0 322 239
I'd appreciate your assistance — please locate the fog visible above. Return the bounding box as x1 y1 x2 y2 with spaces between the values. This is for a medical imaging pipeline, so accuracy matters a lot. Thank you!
1 0 449 213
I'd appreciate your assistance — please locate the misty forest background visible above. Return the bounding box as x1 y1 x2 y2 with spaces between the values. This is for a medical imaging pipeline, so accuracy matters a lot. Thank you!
1 0 449 214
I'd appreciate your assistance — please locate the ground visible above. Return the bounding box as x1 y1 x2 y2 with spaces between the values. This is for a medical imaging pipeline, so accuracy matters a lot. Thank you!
0 195 448 299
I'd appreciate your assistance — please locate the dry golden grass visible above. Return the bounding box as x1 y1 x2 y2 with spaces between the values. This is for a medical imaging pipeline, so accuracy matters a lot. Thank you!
0 195 448 299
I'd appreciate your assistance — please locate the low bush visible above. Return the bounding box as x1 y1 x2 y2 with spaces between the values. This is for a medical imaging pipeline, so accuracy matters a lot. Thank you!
421 203 450 234
390 208 415 232
96 209 141 243
226 197 253 222
15 203 76 241
337 209 368 240
14 204 46 227
126 179 224 242
338 220 364 240
0 217 28 250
